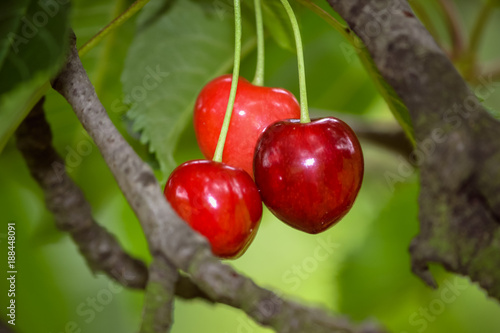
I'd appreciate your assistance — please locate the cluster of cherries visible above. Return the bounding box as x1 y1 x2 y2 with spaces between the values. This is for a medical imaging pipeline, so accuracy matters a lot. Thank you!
163 75 364 259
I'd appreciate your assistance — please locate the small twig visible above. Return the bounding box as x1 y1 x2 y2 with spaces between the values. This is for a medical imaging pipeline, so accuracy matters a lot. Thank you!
437 0 465 59
52 31 386 333
141 257 178 333
356 126 411 156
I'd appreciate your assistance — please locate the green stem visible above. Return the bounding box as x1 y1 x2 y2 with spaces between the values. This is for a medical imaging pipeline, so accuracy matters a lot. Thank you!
93 0 130 93
213 0 242 163
79 0 151 57
279 0 310 123
252 0 265 86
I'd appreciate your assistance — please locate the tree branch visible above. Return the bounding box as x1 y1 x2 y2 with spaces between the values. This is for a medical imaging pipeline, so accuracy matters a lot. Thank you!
51 32 386 333
15 96 211 300
326 0 500 299
141 256 178 333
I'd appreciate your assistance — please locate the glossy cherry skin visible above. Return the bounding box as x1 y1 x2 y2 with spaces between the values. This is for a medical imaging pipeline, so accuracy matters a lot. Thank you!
253 118 364 234
194 74 300 178
164 160 262 258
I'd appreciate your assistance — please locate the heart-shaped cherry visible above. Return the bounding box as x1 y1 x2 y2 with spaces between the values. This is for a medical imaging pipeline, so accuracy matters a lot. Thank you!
164 159 262 258
194 74 300 178
253 118 364 234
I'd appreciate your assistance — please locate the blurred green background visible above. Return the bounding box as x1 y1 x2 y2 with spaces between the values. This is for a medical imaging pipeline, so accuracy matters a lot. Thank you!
1 0 500 332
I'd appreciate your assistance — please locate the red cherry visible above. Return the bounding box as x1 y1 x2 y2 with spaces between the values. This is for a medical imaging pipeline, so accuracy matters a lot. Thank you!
253 118 364 234
194 75 300 178
164 160 262 258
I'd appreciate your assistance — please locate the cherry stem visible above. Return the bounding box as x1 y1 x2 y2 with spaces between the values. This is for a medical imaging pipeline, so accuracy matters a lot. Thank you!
79 0 151 57
280 0 310 123
252 0 265 86
213 0 242 163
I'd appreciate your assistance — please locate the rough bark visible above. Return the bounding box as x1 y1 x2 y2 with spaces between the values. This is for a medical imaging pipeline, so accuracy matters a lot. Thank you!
326 0 500 299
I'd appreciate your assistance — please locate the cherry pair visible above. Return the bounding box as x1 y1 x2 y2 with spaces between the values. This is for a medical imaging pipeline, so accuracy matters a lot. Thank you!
164 76 363 258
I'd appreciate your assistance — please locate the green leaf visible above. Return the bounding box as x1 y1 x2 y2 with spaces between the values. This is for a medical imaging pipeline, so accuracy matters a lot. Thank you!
122 0 255 178
297 0 415 143
0 0 71 153
0 0 29 68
